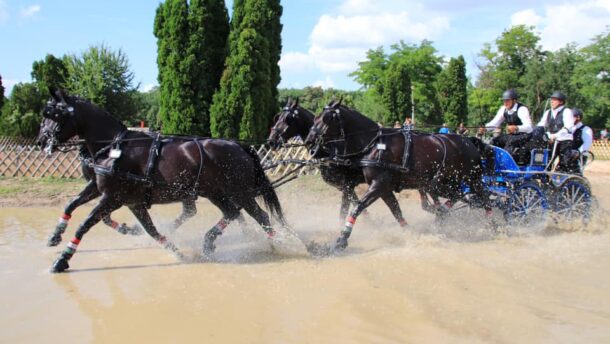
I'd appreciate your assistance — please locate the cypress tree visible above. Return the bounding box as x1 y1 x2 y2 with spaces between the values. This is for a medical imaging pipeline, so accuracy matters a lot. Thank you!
0 74 5 110
154 0 190 134
381 62 411 125
437 56 468 127
210 0 283 141
188 0 230 136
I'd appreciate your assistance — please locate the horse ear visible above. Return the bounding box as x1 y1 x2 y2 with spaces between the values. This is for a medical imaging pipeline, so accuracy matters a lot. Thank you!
336 96 343 107
49 87 60 102
286 97 292 107
294 97 299 108
56 89 68 104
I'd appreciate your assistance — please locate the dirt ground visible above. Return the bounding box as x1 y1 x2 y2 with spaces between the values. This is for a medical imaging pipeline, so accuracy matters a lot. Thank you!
0 161 609 343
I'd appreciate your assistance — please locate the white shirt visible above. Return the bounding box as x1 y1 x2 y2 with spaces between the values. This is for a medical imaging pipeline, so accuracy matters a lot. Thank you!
537 106 574 142
573 122 593 153
485 103 533 133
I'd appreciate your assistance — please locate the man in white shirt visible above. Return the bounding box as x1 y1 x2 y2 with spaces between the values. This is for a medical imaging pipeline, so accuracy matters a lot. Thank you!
479 89 533 164
536 91 576 173
571 108 593 173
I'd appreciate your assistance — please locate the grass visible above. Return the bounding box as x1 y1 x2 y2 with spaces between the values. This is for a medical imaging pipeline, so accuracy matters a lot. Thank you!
0 177 85 200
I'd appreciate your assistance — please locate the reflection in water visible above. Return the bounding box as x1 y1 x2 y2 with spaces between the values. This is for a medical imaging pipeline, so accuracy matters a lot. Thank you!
0 167 609 343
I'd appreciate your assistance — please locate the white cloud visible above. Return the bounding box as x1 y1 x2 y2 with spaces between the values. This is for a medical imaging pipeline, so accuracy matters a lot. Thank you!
282 0 451 77
140 83 157 93
20 4 40 18
511 1 610 51
313 76 336 89
279 52 315 73
511 9 542 27
0 0 8 24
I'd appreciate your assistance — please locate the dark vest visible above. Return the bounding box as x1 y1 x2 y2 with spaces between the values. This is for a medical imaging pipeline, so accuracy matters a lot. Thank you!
546 108 565 134
503 103 523 126
572 124 585 149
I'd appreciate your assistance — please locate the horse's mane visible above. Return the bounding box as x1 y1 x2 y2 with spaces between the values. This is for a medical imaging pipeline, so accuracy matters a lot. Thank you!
67 95 127 130
337 104 378 129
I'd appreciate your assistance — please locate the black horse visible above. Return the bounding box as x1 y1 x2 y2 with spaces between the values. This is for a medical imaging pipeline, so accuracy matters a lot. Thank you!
39 90 285 272
305 100 490 251
39 138 201 247
268 98 407 226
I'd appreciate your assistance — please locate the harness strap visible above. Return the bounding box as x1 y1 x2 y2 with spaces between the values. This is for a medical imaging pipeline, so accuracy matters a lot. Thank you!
143 132 163 208
401 129 412 171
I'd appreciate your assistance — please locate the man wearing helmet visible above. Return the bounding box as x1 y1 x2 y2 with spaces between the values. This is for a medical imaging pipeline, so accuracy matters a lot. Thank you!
571 108 593 172
536 91 576 172
479 89 533 164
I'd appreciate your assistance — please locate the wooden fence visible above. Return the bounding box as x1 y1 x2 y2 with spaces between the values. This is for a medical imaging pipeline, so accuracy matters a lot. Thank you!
0 137 317 179
1 136 609 179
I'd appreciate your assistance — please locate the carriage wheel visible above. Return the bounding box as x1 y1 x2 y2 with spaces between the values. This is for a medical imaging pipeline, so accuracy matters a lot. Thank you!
504 182 549 228
552 178 592 225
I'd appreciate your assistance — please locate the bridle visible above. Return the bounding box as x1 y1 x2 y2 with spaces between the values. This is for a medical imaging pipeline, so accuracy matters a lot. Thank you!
269 107 300 146
40 100 76 154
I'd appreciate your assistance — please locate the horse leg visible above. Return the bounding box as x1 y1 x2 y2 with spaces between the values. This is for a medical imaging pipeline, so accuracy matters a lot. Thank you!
239 197 275 238
51 194 122 273
381 192 408 227
101 215 143 236
335 179 389 252
47 180 100 247
202 197 241 256
339 185 354 224
419 189 435 213
127 203 183 259
169 199 197 231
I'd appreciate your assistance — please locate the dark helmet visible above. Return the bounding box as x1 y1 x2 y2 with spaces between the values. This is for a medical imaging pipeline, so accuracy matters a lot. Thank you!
572 108 583 117
502 89 519 100
550 91 566 101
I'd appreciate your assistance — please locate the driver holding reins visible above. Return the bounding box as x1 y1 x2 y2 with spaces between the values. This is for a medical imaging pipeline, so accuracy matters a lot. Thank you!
536 91 577 173
479 89 533 164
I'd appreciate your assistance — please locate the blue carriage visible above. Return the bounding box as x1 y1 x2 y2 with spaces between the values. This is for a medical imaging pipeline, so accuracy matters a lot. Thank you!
463 145 593 228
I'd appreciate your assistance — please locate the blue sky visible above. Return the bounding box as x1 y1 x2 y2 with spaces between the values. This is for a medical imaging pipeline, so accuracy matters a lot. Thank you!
1 0 609 95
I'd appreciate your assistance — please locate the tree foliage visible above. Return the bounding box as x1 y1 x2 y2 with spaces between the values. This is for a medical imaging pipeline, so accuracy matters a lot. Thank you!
0 82 43 137
381 62 411 125
155 0 230 136
0 74 5 110
210 0 283 141
31 54 67 93
351 40 443 126
63 45 139 125
437 56 468 127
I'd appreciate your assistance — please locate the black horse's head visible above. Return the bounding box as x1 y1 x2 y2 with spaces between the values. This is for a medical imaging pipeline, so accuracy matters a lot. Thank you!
37 89 79 154
267 98 308 149
304 98 344 155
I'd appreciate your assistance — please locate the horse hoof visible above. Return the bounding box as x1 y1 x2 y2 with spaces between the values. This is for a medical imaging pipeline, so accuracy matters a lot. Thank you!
332 236 348 253
50 257 69 273
47 234 62 247
203 241 216 256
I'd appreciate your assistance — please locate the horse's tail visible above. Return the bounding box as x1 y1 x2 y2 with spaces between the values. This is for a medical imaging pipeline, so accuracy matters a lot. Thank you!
241 144 286 225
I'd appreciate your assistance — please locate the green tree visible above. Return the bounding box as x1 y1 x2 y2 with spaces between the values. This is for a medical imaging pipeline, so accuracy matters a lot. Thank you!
572 30 610 128
437 56 468 127
31 54 67 92
154 0 196 134
63 45 139 124
187 0 230 135
0 82 43 137
134 87 161 130
478 25 541 93
210 0 283 141
0 74 5 110
381 62 411 125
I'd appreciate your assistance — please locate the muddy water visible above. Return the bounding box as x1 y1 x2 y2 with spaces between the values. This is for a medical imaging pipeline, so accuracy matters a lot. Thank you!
1 165 610 343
